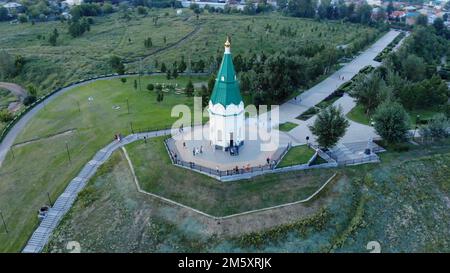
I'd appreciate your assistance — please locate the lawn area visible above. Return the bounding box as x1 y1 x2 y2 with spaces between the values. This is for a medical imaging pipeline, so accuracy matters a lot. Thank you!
277 145 316 168
346 103 442 128
0 9 381 95
0 75 207 252
346 104 371 125
278 122 298 132
44 139 450 253
126 137 330 217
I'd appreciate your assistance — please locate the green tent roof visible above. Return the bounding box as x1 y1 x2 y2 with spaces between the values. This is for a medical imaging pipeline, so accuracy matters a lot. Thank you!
210 52 243 107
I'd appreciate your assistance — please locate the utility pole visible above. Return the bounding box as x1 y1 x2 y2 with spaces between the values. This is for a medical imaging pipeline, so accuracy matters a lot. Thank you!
130 121 134 134
139 57 143 92
127 99 130 114
0 210 8 233
47 192 53 207
10 146 14 160
76 100 81 112
188 48 192 77
65 141 71 163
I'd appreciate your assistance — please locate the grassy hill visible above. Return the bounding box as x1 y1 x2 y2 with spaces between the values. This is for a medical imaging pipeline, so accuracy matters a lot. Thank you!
0 9 381 96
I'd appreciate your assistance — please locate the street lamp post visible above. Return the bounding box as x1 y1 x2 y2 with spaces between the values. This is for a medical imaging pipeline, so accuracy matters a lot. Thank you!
65 141 71 163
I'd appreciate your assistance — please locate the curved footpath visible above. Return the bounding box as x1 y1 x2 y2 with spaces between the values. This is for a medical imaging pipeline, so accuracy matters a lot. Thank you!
22 130 170 253
0 30 402 252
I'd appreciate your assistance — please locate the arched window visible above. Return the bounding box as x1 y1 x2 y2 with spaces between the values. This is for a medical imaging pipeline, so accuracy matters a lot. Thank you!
221 76 225 81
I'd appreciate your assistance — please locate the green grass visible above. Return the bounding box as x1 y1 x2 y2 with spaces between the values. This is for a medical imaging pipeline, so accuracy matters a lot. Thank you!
0 75 207 253
44 139 450 252
278 122 298 132
0 88 18 110
277 145 316 168
346 104 371 125
0 9 381 95
126 137 330 217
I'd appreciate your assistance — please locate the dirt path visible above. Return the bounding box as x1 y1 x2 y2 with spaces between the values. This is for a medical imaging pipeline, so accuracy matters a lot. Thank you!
0 82 28 101
124 24 203 65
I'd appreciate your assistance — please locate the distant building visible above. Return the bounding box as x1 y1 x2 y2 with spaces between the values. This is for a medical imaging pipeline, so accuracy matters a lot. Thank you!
389 10 406 22
367 0 382 6
405 11 419 25
61 0 83 7
180 0 245 10
2 2 24 14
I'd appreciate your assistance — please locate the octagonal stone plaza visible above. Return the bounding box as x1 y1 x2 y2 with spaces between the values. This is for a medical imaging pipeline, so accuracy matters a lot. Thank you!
168 125 288 171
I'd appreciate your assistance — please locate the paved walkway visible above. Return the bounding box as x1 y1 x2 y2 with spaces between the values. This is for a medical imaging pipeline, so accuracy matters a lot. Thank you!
275 29 401 125
0 82 28 100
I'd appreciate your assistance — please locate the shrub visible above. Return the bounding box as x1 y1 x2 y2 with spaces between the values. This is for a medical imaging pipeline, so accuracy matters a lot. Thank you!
23 95 37 106
419 113 450 139
0 110 13 123
373 101 410 144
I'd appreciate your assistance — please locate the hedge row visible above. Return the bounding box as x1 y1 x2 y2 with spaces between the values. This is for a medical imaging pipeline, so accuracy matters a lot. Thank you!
374 32 406 62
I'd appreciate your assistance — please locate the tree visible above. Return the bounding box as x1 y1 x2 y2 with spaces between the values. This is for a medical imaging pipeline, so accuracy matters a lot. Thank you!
121 78 127 84
185 79 194 97
110 55 125 75
144 37 152 48
146 83 154 91
350 73 391 116
18 14 28 23
419 113 450 139
172 69 178 79
308 105 350 149
416 14 428 27
200 84 209 107
136 6 148 15
386 0 394 16
178 57 187 72
0 51 16 79
156 91 164 103
27 84 37 97
355 3 373 25
134 79 137 90
23 95 36 106
166 69 171 80
0 7 9 22
160 62 167 73
373 101 410 144
433 17 445 36
401 54 425 82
